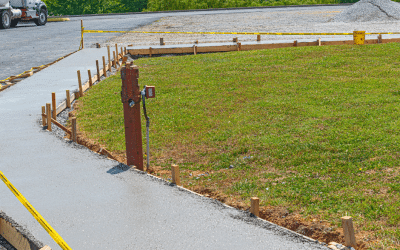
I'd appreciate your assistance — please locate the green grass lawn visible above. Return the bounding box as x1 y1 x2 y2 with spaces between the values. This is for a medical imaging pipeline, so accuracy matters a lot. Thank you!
75 43 400 249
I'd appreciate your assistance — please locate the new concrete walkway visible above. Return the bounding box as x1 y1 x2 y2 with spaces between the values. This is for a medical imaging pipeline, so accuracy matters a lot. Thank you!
0 48 329 250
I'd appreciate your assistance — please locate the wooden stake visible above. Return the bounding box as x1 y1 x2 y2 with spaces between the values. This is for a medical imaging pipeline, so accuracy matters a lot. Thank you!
233 37 238 43
149 47 152 57
194 40 198 44
160 38 164 45
71 117 77 142
96 60 100 80
318 38 322 46
80 20 84 49
102 56 107 77
341 216 356 248
120 47 123 56
46 103 51 131
124 47 126 55
193 45 197 55
115 44 118 65
257 35 261 41
77 70 83 97
237 42 241 51
113 51 116 67
171 164 180 186
51 92 56 119
294 40 298 47
88 70 93 87
41 106 46 126
66 90 71 108
107 45 111 67
378 34 382 44
250 197 259 217
96 43 101 48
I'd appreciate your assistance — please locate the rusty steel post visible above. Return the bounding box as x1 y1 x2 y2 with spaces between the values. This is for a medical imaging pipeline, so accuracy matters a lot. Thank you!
121 63 144 170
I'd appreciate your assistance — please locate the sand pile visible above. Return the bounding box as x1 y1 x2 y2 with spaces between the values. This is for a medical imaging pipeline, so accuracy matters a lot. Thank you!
332 0 400 22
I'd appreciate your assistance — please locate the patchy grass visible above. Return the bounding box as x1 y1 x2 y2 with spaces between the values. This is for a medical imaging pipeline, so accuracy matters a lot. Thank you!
75 43 400 249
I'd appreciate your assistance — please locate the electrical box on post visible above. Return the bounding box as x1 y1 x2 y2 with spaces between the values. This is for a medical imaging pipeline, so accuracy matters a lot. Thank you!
146 86 155 99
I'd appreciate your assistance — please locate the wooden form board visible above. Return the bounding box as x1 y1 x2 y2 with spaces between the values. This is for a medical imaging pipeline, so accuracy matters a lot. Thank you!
128 37 400 56
0 217 48 250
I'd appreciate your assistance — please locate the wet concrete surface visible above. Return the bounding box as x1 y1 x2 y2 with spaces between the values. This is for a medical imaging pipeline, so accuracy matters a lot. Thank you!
0 48 330 249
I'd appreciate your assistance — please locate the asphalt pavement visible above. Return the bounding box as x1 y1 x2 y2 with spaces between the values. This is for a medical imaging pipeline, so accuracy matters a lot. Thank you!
0 45 330 249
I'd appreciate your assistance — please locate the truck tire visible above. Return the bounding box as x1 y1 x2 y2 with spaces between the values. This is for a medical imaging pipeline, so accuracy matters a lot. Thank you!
10 19 19 27
0 10 11 29
34 9 47 26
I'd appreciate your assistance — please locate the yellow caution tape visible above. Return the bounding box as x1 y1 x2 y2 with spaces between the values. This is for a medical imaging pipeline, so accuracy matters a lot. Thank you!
84 30 354 36
0 172 72 250
84 30 400 36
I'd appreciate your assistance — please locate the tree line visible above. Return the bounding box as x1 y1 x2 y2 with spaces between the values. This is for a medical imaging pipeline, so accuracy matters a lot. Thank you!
44 0 360 16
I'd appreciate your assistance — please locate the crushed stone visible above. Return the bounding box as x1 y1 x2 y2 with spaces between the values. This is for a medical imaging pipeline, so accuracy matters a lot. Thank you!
331 0 400 22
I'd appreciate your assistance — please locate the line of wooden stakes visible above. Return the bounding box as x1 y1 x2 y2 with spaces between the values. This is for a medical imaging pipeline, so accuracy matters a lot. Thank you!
41 44 128 158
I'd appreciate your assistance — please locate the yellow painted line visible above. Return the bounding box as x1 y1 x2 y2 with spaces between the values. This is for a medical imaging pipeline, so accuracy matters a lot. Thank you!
84 30 354 35
48 18 70 22
0 172 72 250
84 30 400 36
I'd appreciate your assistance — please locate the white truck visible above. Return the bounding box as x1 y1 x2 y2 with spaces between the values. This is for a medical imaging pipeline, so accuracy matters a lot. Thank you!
0 0 47 29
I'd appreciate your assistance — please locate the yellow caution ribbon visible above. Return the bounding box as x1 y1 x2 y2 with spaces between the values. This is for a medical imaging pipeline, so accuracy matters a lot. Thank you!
84 30 354 35
83 30 400 36
0 172 72 250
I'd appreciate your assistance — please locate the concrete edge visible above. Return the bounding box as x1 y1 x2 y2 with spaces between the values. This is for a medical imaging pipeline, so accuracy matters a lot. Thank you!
53 3 353 18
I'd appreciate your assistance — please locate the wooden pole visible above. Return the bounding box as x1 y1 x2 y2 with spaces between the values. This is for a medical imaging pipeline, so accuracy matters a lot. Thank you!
96 43 101 48
318 38 322 46
88 70 93 87
41 106 46 126
257 35 261 41
102 56 107 77
113 51 116 67
160 38 164 45
171 164 180 185
341 216 356 248
124 47 126 55
237 42 241 51
378 34 382 44
193 45 197 55
51 92 56 119
115 44 119 65
46 103 51 131
294 40 298 47
233 37 238 43
107 45 111 67
71 117 77 142
66 90 71 108
77 70 83 97
80 20 84 49
120 47 123 56
96 60 100 80
149 47 152 57
250 197 259 217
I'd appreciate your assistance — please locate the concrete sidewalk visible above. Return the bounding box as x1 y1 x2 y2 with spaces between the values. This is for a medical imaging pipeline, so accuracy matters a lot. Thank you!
0 48 329 250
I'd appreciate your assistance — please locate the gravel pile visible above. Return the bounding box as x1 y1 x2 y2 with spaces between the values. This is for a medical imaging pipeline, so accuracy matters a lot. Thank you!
331 0 400 22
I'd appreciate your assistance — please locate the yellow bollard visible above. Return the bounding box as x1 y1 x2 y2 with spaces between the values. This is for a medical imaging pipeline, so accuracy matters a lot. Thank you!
353 31 365 45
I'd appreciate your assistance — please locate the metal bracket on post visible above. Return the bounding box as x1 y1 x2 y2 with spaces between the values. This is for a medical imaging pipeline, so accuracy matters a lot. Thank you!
121 63 144 170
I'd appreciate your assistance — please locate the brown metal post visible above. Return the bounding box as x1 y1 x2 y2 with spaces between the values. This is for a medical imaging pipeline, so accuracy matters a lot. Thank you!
121 63 143 170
